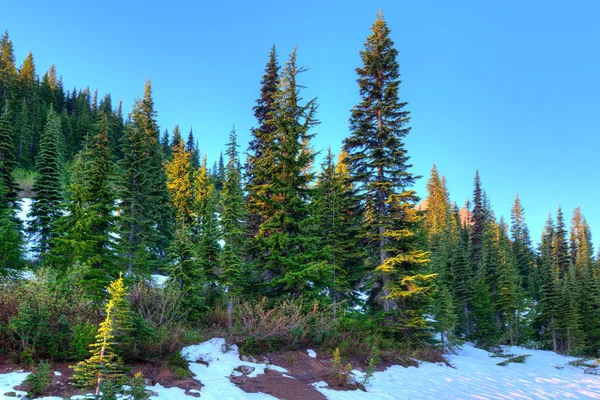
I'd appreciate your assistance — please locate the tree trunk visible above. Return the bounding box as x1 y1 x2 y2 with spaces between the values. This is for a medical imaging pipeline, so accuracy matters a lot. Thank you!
227 292 233 330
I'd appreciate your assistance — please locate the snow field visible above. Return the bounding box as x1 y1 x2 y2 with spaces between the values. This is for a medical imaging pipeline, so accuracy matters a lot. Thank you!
1 337 600 399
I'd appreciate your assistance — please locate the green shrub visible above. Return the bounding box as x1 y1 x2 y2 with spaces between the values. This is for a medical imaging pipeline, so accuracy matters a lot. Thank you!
497 354 531 366
127 372 150 400
11 168 38 197
23 360 51 397
167 352 192 379
70 322 97 361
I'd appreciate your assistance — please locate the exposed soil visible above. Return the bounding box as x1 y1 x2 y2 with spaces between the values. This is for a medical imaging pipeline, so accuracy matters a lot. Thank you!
6 360 202 399
229 349 369 399
2 348 395 399
231 369 327 400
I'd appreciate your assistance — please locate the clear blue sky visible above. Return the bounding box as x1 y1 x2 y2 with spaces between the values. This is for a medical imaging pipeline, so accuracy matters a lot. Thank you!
3 0 599 244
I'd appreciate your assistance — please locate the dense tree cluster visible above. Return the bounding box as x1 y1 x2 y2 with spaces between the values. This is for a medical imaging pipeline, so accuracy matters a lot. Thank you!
0 11 599 362
424 165 600 354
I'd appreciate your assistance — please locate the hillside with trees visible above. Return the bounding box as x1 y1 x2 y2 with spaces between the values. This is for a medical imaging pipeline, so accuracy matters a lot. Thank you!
0 12 599 398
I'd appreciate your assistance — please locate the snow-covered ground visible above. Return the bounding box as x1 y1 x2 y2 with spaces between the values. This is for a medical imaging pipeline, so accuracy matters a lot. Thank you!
1 339 599 399
315 343 600 399
17 198 34 261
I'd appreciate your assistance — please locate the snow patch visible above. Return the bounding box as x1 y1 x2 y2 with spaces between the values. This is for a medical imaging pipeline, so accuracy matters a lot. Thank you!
313 342 600 399
150 274 169 288
0 371 30 398
181 337 287 399
17 198 35 260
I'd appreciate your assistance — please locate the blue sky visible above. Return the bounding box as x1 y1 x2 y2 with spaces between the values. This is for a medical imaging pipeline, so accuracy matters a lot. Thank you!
2 0 599 244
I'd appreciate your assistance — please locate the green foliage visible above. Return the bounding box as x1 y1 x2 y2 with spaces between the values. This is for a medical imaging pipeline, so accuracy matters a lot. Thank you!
0 205 23 273
71 275 130 393
28 108 63 260
167 352 193 379
127 372 150 400
70 322 97 361
23 360 51 397
119 79 172 275
11 168 38 197
497 354 530 366
342 11 432 342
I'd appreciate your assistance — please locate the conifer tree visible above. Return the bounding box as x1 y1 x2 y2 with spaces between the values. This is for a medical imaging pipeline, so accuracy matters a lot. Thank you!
14 99 32 168
161 128 171 160
469 170 485 270
186 128 198 169
537 214 560 352
310 149 363 315
342 12 431 338
50 114 118 292
424 165 452 244
0 103 19 211
553 206 570 278
119 79 172 274
194 155 221 283
560 263 583 353
28 108 62 261
0 180 23 274
251 48 326 297
0 31 16 111
71 276 129 395
510 195 534 293
165 137 205 314
569 208 600 353
470 263 499 347
171 124 182 148
219 127 247 327
496 218 524 344
433 285 457 352
246 45 280 238
166 140 194 227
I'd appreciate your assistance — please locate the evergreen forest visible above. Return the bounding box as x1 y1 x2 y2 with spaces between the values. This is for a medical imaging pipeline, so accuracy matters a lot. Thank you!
0 12 599 397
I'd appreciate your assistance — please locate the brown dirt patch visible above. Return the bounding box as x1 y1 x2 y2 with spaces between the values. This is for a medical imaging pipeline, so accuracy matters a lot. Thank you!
231 369 327 400
6 360 202 398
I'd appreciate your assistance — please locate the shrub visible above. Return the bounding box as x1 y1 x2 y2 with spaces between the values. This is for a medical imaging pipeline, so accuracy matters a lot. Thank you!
12 168 38 198
497 354 531 366
167 352 193 379
70 322 97 361
127 372 150 400
130 280 184 327
233 297 334 352
23 360 51 397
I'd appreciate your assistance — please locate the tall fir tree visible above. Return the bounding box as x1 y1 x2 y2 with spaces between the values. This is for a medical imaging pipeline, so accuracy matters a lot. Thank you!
219 127 247 327
469 170 485 271
0 180 23 275
496 217 524 344
165 140 194 228
194 155 221 286
0 31 17 111
537 214 560 352
250 48 326 297
50 114 118 293
28 108 62 261
510 195 534 293
119 79 172 274
246 45 280 239
552 206 570 278
310 148 364 315
0 103 19 211
186 128 198 169
342 12 431 339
